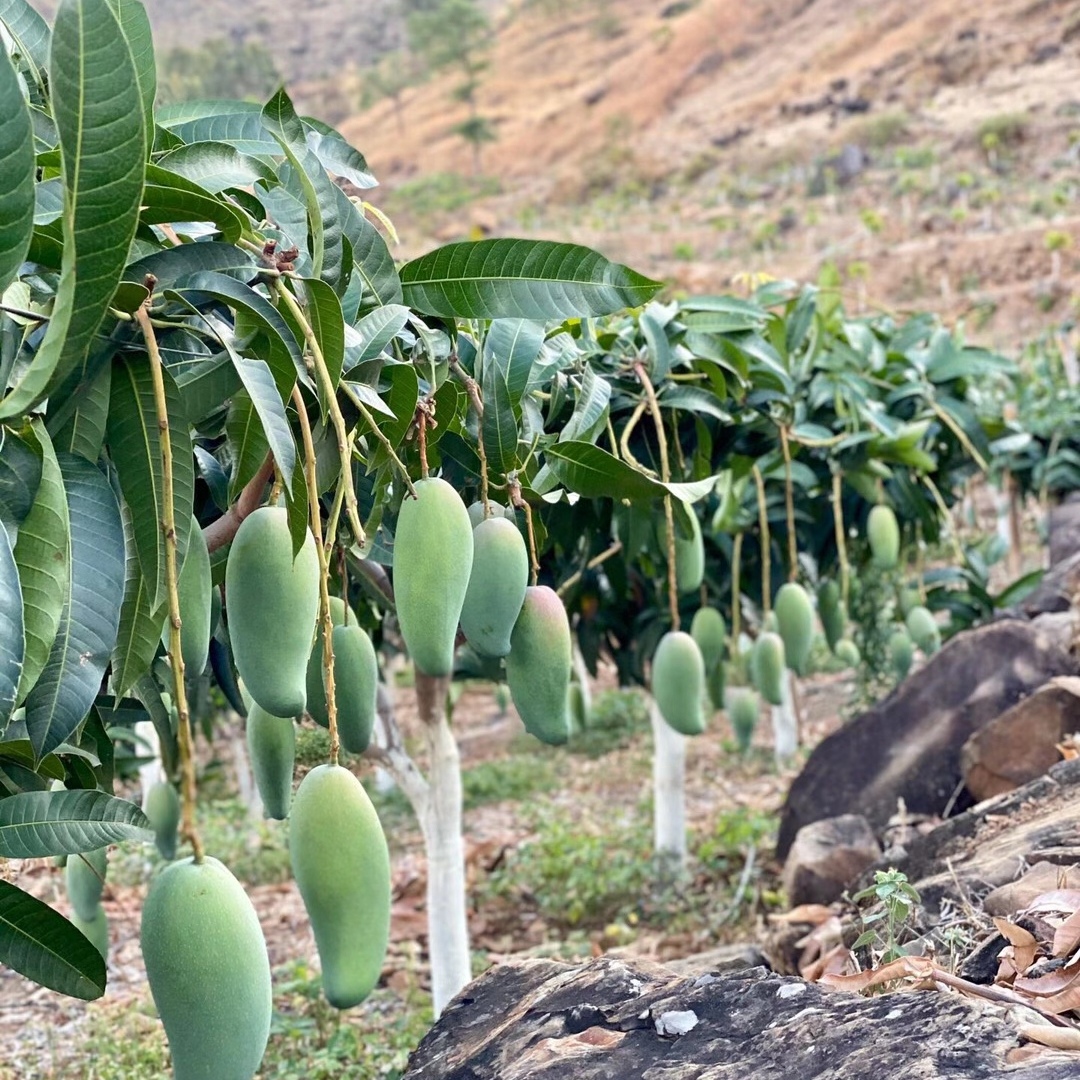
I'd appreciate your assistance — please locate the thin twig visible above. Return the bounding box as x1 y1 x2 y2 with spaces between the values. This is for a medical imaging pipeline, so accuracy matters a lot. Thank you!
731 531 743 645
449 358 489 513
556 540 623 598
780 425 797 582
618 400 654 476
204 454 275 554
136 293 203 863
509 479 539 586
340 383 417 499
753 464 771 616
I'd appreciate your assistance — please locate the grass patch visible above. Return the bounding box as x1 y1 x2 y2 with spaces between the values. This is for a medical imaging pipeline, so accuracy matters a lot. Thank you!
849 110 910 149
462 754 558 810
386 172 501 220
565 688 649 758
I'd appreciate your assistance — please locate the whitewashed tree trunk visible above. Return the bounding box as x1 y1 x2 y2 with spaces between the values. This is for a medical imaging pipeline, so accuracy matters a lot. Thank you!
649 697 686 870
771 673 798 768
135 718 164 811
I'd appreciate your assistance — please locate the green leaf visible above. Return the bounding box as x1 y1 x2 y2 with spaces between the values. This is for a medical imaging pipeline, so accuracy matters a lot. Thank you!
658 385 732 423
371 363 418 456
0 879 105 999
24 454 126 761
0 427 42 540
47 359 112 461
559 366 610 444
483 319 543 403
481 367 517 477
155 141 276 194
171 352 242 428
0 521 24 733
399 239 662 320
639 306 672 384
0 0 145 419
300 277 345 401
104 0 155 145
225 390 269 501
337 187 402 314
545 441 717 503
14 422 67 703
342 304 410 374
141 164 245 245
0 0 51 90
0 37 35 295
111 497 165 698
125 241 256 291
106 356 194 610
261 88 344 290
0 789 151 857
229 356 296 493
301 118 377 189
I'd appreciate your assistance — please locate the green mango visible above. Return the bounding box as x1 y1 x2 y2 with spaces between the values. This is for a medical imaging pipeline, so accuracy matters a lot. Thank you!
393 478 473 677
142 856 272 1080
71 904 109 959
305 596 350 728
751 632 786 707
652 631 706 736
674 511 704 595
225 506 319 717
762 610 779 634
506 586 572 746
867 505 900 570
897 583 920 618
774 582 814 677
726 687 759 754
817 579 846 652
289 765 391 1009
246 704 296 820
567 681 589 734
460 517 529 658
906 605 941 655
706 659 726 711
329 624 378 754
161 515 212 677
466 500 515 528
835 638 861 667
145 781 181 862
66 848 107 922
494 682 510 715
690 606 726 672
889 628 915 681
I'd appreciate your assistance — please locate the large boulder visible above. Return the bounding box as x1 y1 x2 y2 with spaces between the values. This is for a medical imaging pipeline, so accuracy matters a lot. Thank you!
402 955 1076 1079
778 617 1075 859
782 814 881 906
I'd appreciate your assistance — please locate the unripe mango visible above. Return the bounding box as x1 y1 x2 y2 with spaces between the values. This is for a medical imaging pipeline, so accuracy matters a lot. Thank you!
246 703 295 820
71 904 109 958
329 624 378 754
652 631 706 736
161 516 212 677
906 605 941 655
775 583 814 676
506 586 571 746
460 517 528 658
467 500 514 528
706 659 726 711
835 638 861 667
727 687 759 753
867 505 900 570
817 580 846 652
897 583 919 618
145 781 181 861
751 632 786 707
889 628 914 681
141 856 272 1080
393 478 473 677
289 765 391 1009
306 596 349 728
690 607 726 672
226 506 319 717
674 511 704 595
567 681 589 733
66 848 106 922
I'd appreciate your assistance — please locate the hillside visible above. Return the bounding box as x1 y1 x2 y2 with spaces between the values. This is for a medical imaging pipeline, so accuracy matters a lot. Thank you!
334 0 1080 347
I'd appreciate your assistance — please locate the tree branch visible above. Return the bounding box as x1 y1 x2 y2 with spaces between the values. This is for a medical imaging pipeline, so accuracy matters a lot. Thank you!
203 453 275 554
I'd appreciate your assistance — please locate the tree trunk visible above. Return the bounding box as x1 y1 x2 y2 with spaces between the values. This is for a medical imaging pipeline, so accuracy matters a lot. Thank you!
650 696 686 870
772 674 798 768
135 718 164 810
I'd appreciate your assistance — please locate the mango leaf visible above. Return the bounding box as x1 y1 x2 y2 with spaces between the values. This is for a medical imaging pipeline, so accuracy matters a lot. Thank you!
369 363 418 458
24 455 126 761
261 88 344 290
337 187 402 314
111 497 165 698
141 163 245 245
107 356 193 610
0 0 51 90
0 789 151 857
342 304 410 374
481 367 518 477
155 141 276 194
229 356 296 493
156 100 277 154
104 0 154 144
0 0 145 419
300 277 345 401
546 441 717 503
639 306 672 384
0 521 23 733
225 390 269 501
559 366 610 444
14 422 67 704
124 241 256 291
400 239 662 320
658 384 731 423
483 319 543 403
0 36 35 294
0 879 106 999
47 356 112 462
302 118 377 189
0 427 42 540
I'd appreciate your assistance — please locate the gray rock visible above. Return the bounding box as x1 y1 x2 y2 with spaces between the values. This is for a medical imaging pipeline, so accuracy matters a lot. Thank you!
783 814 881 905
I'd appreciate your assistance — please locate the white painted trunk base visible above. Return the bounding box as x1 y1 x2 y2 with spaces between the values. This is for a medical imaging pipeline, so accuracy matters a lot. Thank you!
650 698 687 868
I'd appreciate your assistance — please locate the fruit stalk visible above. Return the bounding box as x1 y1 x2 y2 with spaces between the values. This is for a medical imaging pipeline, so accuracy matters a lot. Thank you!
274 280 365 545
341 383 416 499
780 425 797 582
753 464 771 615
136 294 203 862
556 539 623 598
731 531 743 644
831 469 850 607
292 385 341 765
509 478 540 586
635 361 679 630
450 357 491 517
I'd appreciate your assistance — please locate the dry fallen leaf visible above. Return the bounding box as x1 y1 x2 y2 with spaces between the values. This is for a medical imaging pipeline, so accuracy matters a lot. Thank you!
1054 909 1080 959
769 904 834 926
1017 1023 1080 1051
994 917 1040 973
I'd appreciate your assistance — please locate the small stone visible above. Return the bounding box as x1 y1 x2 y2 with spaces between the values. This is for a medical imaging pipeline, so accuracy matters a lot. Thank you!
655 1010 699 1037
782 814 881 906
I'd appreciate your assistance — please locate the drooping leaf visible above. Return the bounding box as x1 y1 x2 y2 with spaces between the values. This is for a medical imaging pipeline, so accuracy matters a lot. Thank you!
0 35 35 294
0 789 151 857
481 367 517 477
154 140 276 194
559 366 610 444
545 441 718 503
103 0 155 143
302 118 377 189
225 390 269 501
47 359 112 461
342 304 410 374
0 0 51 90
0 879 106 999
14 422 67 703
24 455 126 761
261 88 344 290
107 355 193 610
639 305 673 384
0 0 145 419
335 186 403 313
124 241 256 291
483 319 543 403
299 277 346 401
229 355 296 493
0 521 24 733
141 163 245 244
399 239 662 320
0 427 42 540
